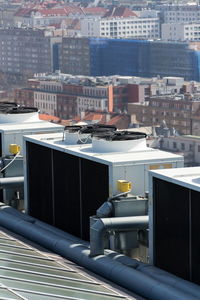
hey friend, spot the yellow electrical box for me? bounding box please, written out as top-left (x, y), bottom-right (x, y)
top-left (117, 180), bottom-right (132, 193)
top-left (9, 144), bottom-right (21, 155)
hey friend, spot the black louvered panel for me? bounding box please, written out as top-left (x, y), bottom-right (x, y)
top-left (191, 189), bottom-right (200, 284)
top-left (53, 150), bottom-right (81, 237)
top-left (26, 141), bottom-right (53, 225)
top-left (153, 178), bottom-right (190, 280)
top-left (80, 158), bottom-right (109, 240)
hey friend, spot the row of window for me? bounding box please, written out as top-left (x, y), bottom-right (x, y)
top-left (172, 142), bottom-right (200, 152)
top-left (101, 32), bottom-right (159, 37)
top-left (101, 20), bottom-right (158, 25)
top-left (78, 98), bottom-right (105, 108)
top-left (35, 93), bottom-right (56, 101)
top-left (35, 101), bottom-right (55, 110)
top-left (101, 25), bottom-right (158, 30)
top-left (40, 85), bottom-right (62, 92)
top-left (166, 12), bottom-right (200, 15)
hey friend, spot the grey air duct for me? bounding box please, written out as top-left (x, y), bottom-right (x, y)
top-left (90, 215), bottom-right (149, 257)
top-left (0, 205), bottom-right (200, 300)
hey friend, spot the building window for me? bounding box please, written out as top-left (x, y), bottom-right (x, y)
top-left (181, 143), bottom-right (185, 150)
top-left (198, 145), bottom-right (200, 152)
top-left (173, 142), bottom-right (177, 149)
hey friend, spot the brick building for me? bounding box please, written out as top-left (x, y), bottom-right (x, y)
top-left (14, 74), bottom-right (142, 119)
top-left (128, 94), bottom-right (200, 135)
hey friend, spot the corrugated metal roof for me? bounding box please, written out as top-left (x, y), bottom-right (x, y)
top-left (0, 229), bottom-right (138, 300)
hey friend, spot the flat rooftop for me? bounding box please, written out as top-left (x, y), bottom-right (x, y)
top-left (150, 166), bottom-right (200, 192)
top-left (24, 132), bottom-right (183, 165)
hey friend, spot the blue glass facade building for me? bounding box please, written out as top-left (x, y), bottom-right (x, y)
top-left (88, 38), bottom-right (200, 81)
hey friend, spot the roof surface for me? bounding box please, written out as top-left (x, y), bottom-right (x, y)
top-left (103, 6), bottom-right (137, 18)
top-left (0, 227), bottom-right (142, 300)
top-left (150, 166), bottom-right (200, 192)
top-left (24, 132), bottom-right (184, 164)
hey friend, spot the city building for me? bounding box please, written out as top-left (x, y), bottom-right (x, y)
top-left (158, 4), bottom-right (200, 24)
top-left (15, 73), bottom-right (200, 120)
top-left (14, 73), bottom-right (146, 118)
top-left (162, 22), bottom-right (200, 41)
top-left (154, 135), bottom-right (200, 167)
top-left (60, 37), bottom-right (90, 76)
top-left (60, 37), bottom-right (200, 81)
top-left (80, 15), bottom-right (160, 39)
top-left (13, 5), bottom-right (107, 28)
top-left (0, 28), bottom-right (61, 79)
top-left (128, 93), bottom-right (200, 135)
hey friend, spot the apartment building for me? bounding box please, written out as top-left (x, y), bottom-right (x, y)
top-left (13, 6), bottom-right (107, 29)
top-left (155, 135), bottom-right (200, 167)
top-left (128, 94), bottom-right (200, 135)
top-left (80, 16), bottom-right (160, 39)
top-left (77, 85), bottom-right (113, 115)
top-left (158, 4), bottom-right (200, 23)
top-left (15, 73), bottom-right (153, 119)
top-left (60, 37), bottom-right (90, 76)
top-left (162, 22), bottom-right (200, 41)
top-left (0, 28), bottom-right (61, 78)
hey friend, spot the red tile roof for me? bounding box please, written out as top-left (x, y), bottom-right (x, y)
top-left (103, 6), bottom-right (137, 18)
top-left (84, 7), bottom-right (107, 15)
top-left (15, 5), bottom-right (85, 17)
top-left (83, 112), bottom-right (105, 121)
top-left (37, 8), bottom-right (71, 16)
top-left (39, 113), bottom-right (60, 122)
top-left (14, 7), bottom-right (37, 17)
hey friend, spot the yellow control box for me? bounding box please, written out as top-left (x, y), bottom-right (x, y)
top-left (117, 180), bottom-right (132, 193)
top-left (9, 144), bottom-right (21, 155)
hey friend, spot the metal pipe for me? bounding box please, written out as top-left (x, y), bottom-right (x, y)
top-left (90, 215), bottom-right (148, 257)
top-left (0, 205), bottom-right (200, 300)
top-left (0, 176), bottom-right (24, 188)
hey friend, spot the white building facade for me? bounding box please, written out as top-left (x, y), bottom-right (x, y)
top-left (34, 91), bottom-right (57, 115)
top-left (77, 85), bottom-right (109, 114)
top-left (162, 22), bottom-right (200, 41)
top-left (81, 16), bottom-right (160, 39)
top-left (152, 135), bottom-right (200, 166)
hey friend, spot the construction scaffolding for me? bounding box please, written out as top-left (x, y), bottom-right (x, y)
top-left (88, 38), bottom-right (200, 81)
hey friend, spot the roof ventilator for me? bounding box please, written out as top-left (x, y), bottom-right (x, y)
top-left (63, 124), bottom-right (116, 145)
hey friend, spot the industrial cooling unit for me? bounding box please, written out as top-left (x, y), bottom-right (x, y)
top-left (149, 166), bottom-right (200, 285)
top-left (0, 103), bottom-right (64, 206)
top-left (24, 128), bottom-right (184, 240)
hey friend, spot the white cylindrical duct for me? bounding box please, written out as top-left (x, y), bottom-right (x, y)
top-left (91, 131), bottom-right (147, 153)
top-left (92, 137), bottom-right (147, 153)
top-left (0, 111), bottom-right (40, 123)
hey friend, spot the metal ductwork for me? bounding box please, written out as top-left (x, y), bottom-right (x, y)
top-left (0, 176), bottom-right (24, 188)
top-left (0, 205), bottom-right (200, 300)
top-left (90, 215), bottom-right (149, 257)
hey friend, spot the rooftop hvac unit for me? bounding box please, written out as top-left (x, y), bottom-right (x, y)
top-left (24, 130), bottom-right (184, 240)
top-left (149, 167), bottom-right (200, 285)
top-left (0, 103), bottom-right (64, 157)
top-left (0, 102), bottom-right (64, 206)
